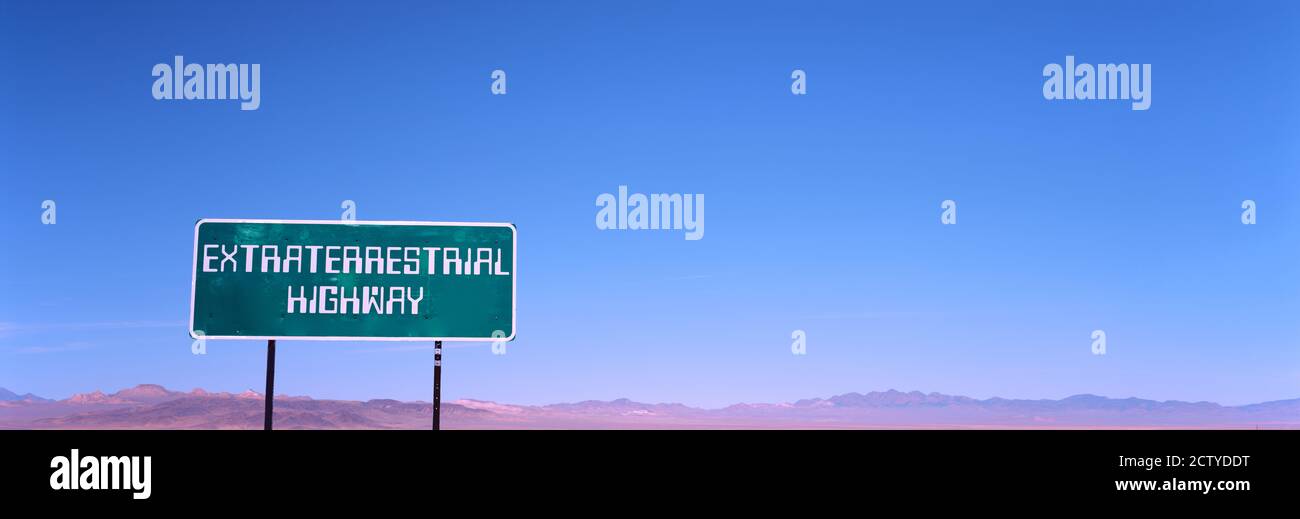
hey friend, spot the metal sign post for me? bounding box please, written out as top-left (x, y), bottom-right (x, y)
top-left (264, 340), bottom-right (276, 430)
top-left (433, 341), bottom-right (442, 431)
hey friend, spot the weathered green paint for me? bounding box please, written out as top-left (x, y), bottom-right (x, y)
top-left (189, 219), bottom-right (515, 341)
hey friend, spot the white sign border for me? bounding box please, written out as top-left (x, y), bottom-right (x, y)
top-left (189, 218), bottom-right (517, 343)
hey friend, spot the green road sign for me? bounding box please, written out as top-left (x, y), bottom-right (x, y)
top-left (189, 219), bottom-right (516, 342)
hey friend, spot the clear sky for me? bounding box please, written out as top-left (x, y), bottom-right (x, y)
top-left (2, 0), bottom-right (1298, 407)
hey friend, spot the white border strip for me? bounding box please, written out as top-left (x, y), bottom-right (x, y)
top-left (188, 218), bottom-right (517, 342)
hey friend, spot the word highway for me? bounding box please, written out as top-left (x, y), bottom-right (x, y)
top-left (199, 244), bottom-right (511, 316)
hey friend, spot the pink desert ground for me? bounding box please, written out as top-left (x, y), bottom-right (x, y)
top-left (1, 384), bottom-right (1297, 430)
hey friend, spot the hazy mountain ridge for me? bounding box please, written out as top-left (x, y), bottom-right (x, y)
top-left (0, 387), bottom-right (51, 404)
top-left (1, 385), bottom-right (1296, 429)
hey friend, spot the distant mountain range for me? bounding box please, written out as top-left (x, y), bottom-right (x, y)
top-left (0, 387), bottom-right (51, 404)
top-left (1, 384), bottom-right (1296, 429)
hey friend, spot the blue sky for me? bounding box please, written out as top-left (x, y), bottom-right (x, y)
top-left (2, 0), bottom-right (1298, 407)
